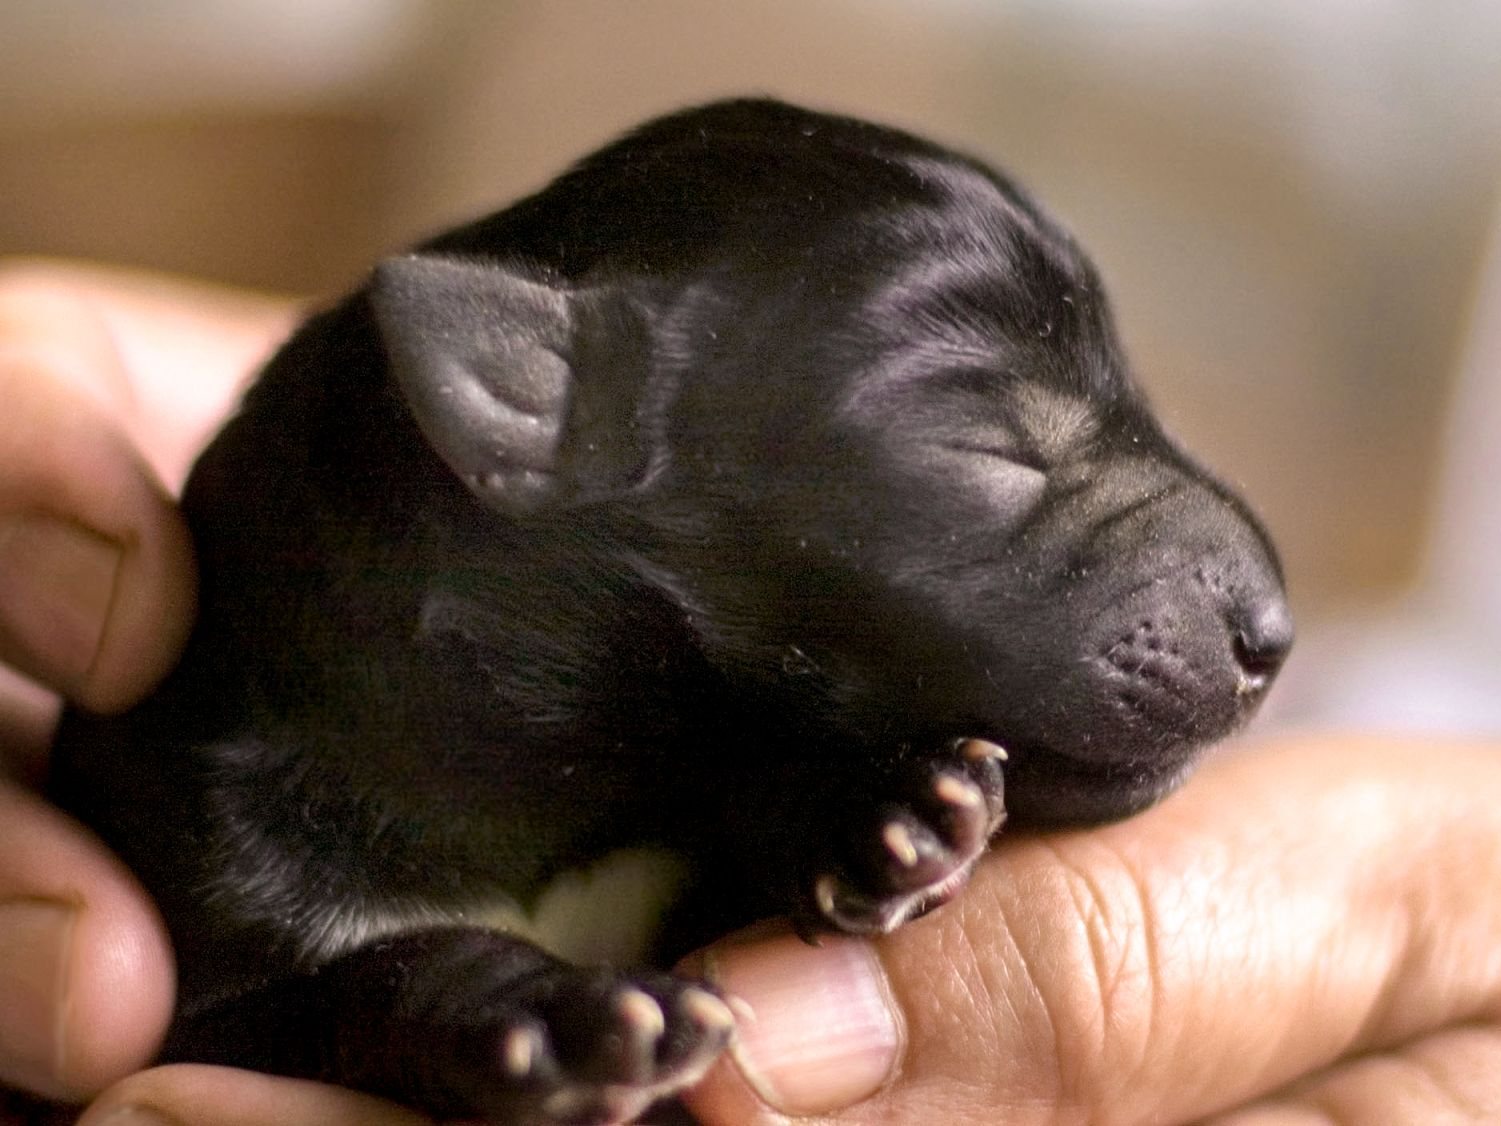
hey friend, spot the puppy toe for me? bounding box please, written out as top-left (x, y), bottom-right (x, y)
top-left (804, 738), bottom-right (1008, 936)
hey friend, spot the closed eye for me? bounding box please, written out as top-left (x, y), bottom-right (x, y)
top-left (924, 369), bottom-right (1097, 470)
top-left (942, 437), bottom-right (1046, 474)
top-left (930, 440), bottom-right (1048, 522)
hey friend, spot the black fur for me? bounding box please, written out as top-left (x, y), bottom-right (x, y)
top-left (51, 100), bottom-right (1291, 1124)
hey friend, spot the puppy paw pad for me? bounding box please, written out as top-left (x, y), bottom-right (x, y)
top-left (882, 820), bottom-right (921, 868)
top-left (958, 736), bottom-right (1009, 764)
top-left (680, 987), bottom-right (736, 1036)
top-left (615, 987), bottom-right (666, 1042)
top-left (809, 736), bottom-right (1008, 936)
top-left (484, 974), bottom-right (735, 1124)
top-left (501, 1025), bottom-right (545, 1078)
top-left (934, 772), bottom-right (984, 809)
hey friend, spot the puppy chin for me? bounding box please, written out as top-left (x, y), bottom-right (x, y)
top-left (999, 744), bottom-right (1199, 828)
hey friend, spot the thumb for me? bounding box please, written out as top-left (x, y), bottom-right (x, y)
top-left (0, 781), bottom-right (175, 1100)
top-left (685, 736), bottom-right (1501, 1124)
top-left (0, 351), bottom-right (194, 714)
top-left (0, 262), bottom-right (297, 720)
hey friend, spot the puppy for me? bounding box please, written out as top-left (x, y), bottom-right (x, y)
top-left (52, 99), bottom-right (1291, 1124)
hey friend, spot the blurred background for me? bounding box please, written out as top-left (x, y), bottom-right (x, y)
top-left (1, 0), bottom-right (1498, 731)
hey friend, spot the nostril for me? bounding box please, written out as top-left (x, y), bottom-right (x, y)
top-left (1231, 599), bottom-right (1294, 681)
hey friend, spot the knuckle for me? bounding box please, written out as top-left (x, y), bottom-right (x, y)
top-left (953, 838), bottom-right (1170, 1109)
top-left (1042, 839), bottom-right (1162, 1089)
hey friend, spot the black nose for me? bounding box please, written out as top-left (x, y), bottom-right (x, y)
top-left (1230, 597), bottom-right (1294, 682)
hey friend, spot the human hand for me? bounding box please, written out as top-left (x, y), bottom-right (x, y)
top-left (682, 733), bottom-right (1501, 1124)
top-left (0, 263), bottom-right (417, 1124)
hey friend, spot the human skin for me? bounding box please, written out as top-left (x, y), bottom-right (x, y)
top-left (1, 262), bottom-right (1497, 1125)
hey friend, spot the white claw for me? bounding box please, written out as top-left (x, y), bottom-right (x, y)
top-left (726, 994), bottom-right (758, 1026)
top-left (617, 988), bottom-right (666, 1041)
top-left (959, 737), bottom-right (1008, 762)
top-left (935, 773), bottom-right (984, 808)
top-left (502, 1026), bottom-right (541, 1078)
top-left (681, 988), bottom-right (736, 1033)
top-left (815, 874), bottom-right (839, 917)
top-left (882, 821), bottom-right (920, 867)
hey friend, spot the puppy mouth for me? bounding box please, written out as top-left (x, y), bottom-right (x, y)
top-left (997, 738), bottom-right (1200, 827)
top-left (955, 628), bottom-right (1268, 827)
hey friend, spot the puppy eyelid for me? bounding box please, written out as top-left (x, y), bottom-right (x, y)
top-left (952, 450), bottom-right (1049, 519)
top-left (944, 436), bottom-right (1046, 473)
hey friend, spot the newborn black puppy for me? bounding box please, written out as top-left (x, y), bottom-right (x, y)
top-left (53, 99), bottom-right (1291, 1124)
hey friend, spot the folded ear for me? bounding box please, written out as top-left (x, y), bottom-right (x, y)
top-left (369, 253), bottom-right (654, 516)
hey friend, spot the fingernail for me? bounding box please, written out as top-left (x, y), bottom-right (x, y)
top-left (0, 899), bottom-right (78, 1094)
top-left (706, 934), bottom-right (903, 1116)
top-left (94, 1106), bottom-right (180, 1126)
top-left (0, 514), bottom-right (122, 691)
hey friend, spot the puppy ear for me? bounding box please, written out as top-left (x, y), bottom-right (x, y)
top-left (369, 253), bottom-right (654, 515)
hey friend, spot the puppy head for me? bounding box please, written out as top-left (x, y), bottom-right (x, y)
top-left (371, 100), bottom-right (1291, 827)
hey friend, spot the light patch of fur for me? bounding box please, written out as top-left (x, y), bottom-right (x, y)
top-left (462, 848), bottom-right (690, 965)
top-left (308, 848), bottom-right (689, 967)
top-left (1014, 382), bottom-right (1099, 460)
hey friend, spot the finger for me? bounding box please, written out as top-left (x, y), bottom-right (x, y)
top-left (685, 736), bottom-right (1501, 1125)
top-left (0, 663), bottom-right (59, 782)
top-left (1205, 1023), bottom-right (1501, 1125)
top-left (75, 1064), bottom-right (430, 1126)
top-left (0, 358), bottom-right (195, 713)
top-left (0, 782), bottom-right (174, 1102)
top-left (0, 259), bottom-right (299, 491)
top-left (0, 262), bottom-right (295, 757)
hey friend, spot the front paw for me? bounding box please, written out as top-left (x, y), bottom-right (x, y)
top-left (479, 969), bottom-right (736, 1125)
top-left (167, 927), bottom-right (736, 1126)
top-left (801, 738), bottom-right (1007, 937)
